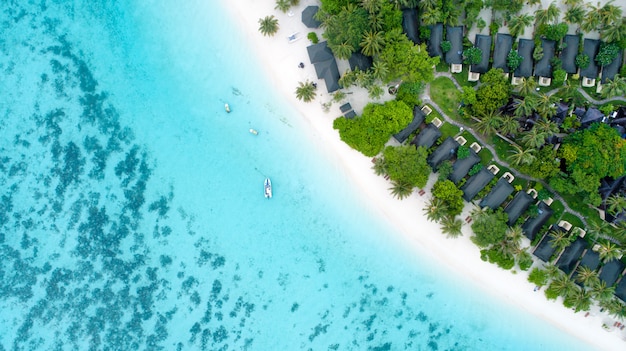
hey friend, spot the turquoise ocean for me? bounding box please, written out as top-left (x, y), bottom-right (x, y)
top-left (0, 1), bottom-right (599, 350)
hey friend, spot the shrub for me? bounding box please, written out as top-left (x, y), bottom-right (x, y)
top-left (419, 26), bottom-right (431, 41)
top-left (396, 81), bottom-right (424, 107)
top-left (482, 248), bottom-right (515, 270)
top-left (596, 42), bottom-right (620, 67)
top-left (552, 69), bottom-right (566, 86)
top-left (528, 267), bottom-right (548, 286)
top-left (575, 53), bottom-right (589, 69)
top-left (468, 163), bottom-right (483, 176)
top-left (600, 104), bottom-right (615, 115)
top-left (307, 32), bottom-right (319, 44)
top-left (441, 40), bottom-right (452, 53)
top-left (507, 50), bottom-right (523, 71)
top-left (463, 47), bottom-right (483, 65)
top-left (457, 145), bottom-right (470, 159)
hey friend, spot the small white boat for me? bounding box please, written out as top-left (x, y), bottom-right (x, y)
top-left (225, 103), bottom-right (231, 113)
top-left (264, 178), bottom-right (272, 199)
top-left (249, 128), bottom-right (258, 135)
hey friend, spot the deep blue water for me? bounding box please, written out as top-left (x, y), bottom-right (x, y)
top-left (0, 1), bottom-right (600, 350)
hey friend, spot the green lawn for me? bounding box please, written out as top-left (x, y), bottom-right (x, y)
top-left (436, 60), bottom-right (450, 72)
top-left (560, 212), bottom-right (585, 230)
top-left (440, 122), bottom-right (460, 139)
top-left (451, 66), bottom-right (478, 88)
top-left (424, 105), bottom-right (441, 123)
top-left (548, 199), bottom-right (565, 225)
top-left (560, 192), bottom-right (603, 224)
top-left (429, 76), bottom-right (462, 121)
top-left (491, 135), bottom-right (517, 162)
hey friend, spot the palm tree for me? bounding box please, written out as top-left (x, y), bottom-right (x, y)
top-left (361, 0), bottom-right (382, 13)
top-left (331, 42), bottom-right (355, 60)
top-left (514, 95), bottom-right (538, 118)
top-left (527, 0), bottom-right (542, 6)
top-left (550, 273), bottom-right (577, 298)
top-left (534, 117), bottom-right (559, 137)
top-left (419, 0), bottom-right (437, 12)
top-left (371, 61), bottom-right (389, 82)
top-left (549, 229), bottom-right (570, 253)
top-left (372, 157), bottom-right (387, 176)
top-left (575, 265), bottom-right (600, 288)
top-left (563, 0), bottom-right (582, 6)
top-left (582, 2), bottom-right (602, 33)
top-left (535, 2), bottom-right (560, 27)
top-left (545, 263), bottom-right (563, 280)
top-left (369, 12), bottom-right (385, 31)
top-left (508, 14), bottom-right (534, 38)
top-left (601, 75), bottom-right (626, 99)
top-left (586, 220), bottom-right (612, 242)
top-left (564, 5), bottom-right (586, 27)
top-left (275, 0), bottom-right (290, 13)
top-left (521, 128), bottom-right (547, 149)
top-left (597, 240), bottom-right (622, 263)
top-left (424, 197), bottom-right (449, 222)
top-left (605, 194), bottom-right (626, 215)
top-left (258, 16), bottom-right (279, 37)
top-left (535, 94), bottom-right (558, 118)
top-left (602, 18), bottom-right (626, 44)
top-left (474, 110), bottom-right (503, 136)
top-left (590, 280), bottom-right (616, 303)
top-left (420, 9), bottom-right (442, 26)
top-left (598, 1), bottom-right (622, 28)
top-left (470, 205), bottom-right (489, 221)
top-left (515, 77), bottom-right (538, 97)
top-left (389, 179), bottom-right (413, 199)
top-left (295, 81), bottom-right (317, 102)
top-left (508, 146), bottom-right (536, 166)
top-left (565, 288), bottom-right (592, 312)
top-left (440, 215), bottom-right (464, 238)
top-left (360, 31), bottom-right (385, 57)
top-left (498, 116), bottom-right (521, 137)
top-left (600, 298), bottom-right (626, 321)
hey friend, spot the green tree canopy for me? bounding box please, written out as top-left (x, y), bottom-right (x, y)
top-left (321, 4), bottom-right (370, 57)
top-left (382, 145), bottom-right (431, 188)
top-left (470, 209), bottom-right (509, 248)
top-left (378, 31), bottom-right (439, 83)
top-left (333, 100), bottom-right (413, 156)
top-left (473, 68), bottom-right (511, 115)
top-left (463, 47), bottom-right (483, 65)
top-left (432, 179), bottom-right (465, 216)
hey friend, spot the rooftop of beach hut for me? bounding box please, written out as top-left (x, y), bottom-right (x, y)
top-left (493, 34), bottom-right (513, 73)
top-left (428, 23), bottom-right (444, 59)
top-left (522, 201), bottom-right (553, 241)
top-left (615, 276), bottom-right (626, 302)
top-left (427, 137), bottom-right (460, 170)
top-left (601, 49), bottom-right (623, 83)
top-left (533, 226), bottom-right (562, 262)
top-left (479, 178), bottom-right (515, 209)
top-left (449, 150), bottom-right (480, 184)
top-left (534, 39), bottom-right (555, 78)
top-left (515, 39), bottom-right (535, 78)
top-left (348, 52), bottom-right (373, 72)
top-left (307, 41), bottom-right (334, 64)
top-left (445, 26), bottom-right (463, 65)
top-left (580, 107), bottom-right (605, 127)
top-left (461, 168), bottom-right (495, 202)
top-left (599, 260), bottom-right (625, 287)
top-left (301, 5), bottom-right (321, 28)
top-left (393, 107), bottom-right (426, 143)
top-left (339, 103), bottom-right (352, 113)
top-left (402, 8), bottom-right (419, 44)
top-left (579, 248), bottom-right (601, 271)
top-left (556, 237), bottom-right (587, 275)
top-left (560, 35), bottom-right (580, 74)
top-left (411, 123), bottom-right (442, 149)
top-left (471, 34), bottom-right (492, 74)
top-left (313, 58), bottom-right (341, 93)
top-left (504, 191), bottom-right (534, 226)
top-left (581, 38), bottom-right (600, 79)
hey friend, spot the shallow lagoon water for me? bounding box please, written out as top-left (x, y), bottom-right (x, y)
top-left (0, 1), bottom-right (598, 350)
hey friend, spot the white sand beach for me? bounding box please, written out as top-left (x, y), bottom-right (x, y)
top-left (223, 1), bottom-right (625, 349)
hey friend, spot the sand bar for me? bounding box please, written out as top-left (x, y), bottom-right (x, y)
top-left (222, 1), bottom-right (625, 349)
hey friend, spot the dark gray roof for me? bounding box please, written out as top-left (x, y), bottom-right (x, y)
top-left (581, 39), bottom-right (600, 79)
top-left (533, 226), bottom-right (561, 262)
top-left (534, 39), bottom-right (556, 78)
top-left (493, 34), bottom-right (513, 72)
top-left (461, 168), bottom-right (495, 201)
top-left (411, 123), bottom-right (442, 148)
top-left (402, 8), bottom-right (419, 44)
top-left (344, 110), bottom-right (356, 119)
top-left (479, 178), bottom-right (514, 209)
top-left (393, 107), bottom-right (425, 143)
top-left (301, 6), bottom-right (321, 28)
top-left (615, 275), bottom-right (626, 302)
top-left (349, 52), bottom-right (373, 72)
top-left (313, 59), bottom-right (341, 92)
top-left (515, 39), bottom-right (535, 78)
top-left (579, 249), bottom-right (601, 271)
top-left (427, 137), bottom-right (459, 170)
top-left (471, 34), bottom-right (492, 73)
top-left (601, 49), bottom-right (623, 83)
top-left (449, 150), bottom-right (480, 184)
top-left (428, 23), bottom-right (444, 58)
top-left (556, 237), bottom-right (587, 275)
top-left (307, 42), bottom-right (334, 64)
top-left (504, 191), bottom-right (533, 226)
top-left (522, 201), bottom-right (553, 241)
top-left (581, 107), bottom-right (604, 126)
top-left (599, 260), bottom-right (625, 287)
top-left (560, 35), bottom-right (580, 74)
top-left (445, 26), bottom-right (463, 64)
top-left (339, 103), bottom-right (352, 113)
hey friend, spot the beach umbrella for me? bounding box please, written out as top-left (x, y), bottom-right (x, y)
top-left (301, 6), bottom-right (321, 29)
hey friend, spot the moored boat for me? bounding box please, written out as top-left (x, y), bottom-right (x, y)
top-left (249, 128), bottom-right (258, 135)
top-left (264, 178), bottom-right (272, 199)
top-left (225, 103), bottom-right (231, 113)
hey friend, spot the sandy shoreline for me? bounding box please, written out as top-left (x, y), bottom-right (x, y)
top-left (222, 1), bottom-right (624, 349)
